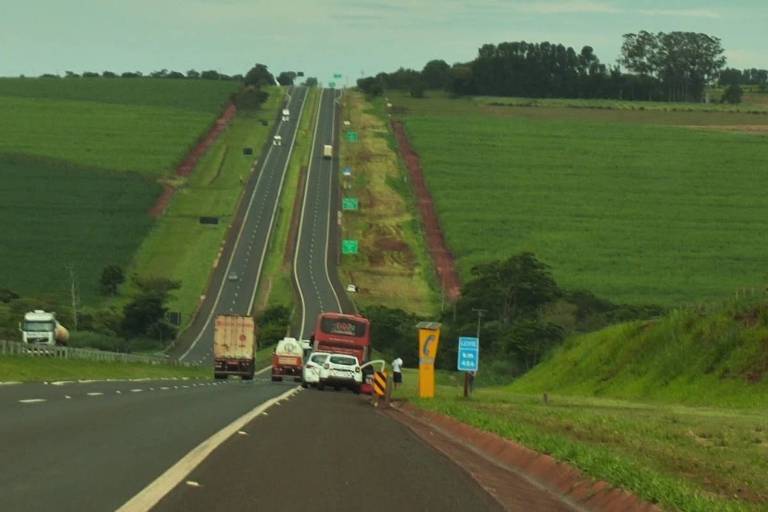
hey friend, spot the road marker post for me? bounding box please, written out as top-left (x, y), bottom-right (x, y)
top-left (416, 322), bottom-right (441, 399)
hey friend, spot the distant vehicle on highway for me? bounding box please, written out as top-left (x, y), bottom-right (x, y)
top-left (227, 271), bottom-right (239, 281)
top-left (322, 144), bottom-right (333, 159)
top-left (346, 284), bottom-right (358, 293)
top-left (281, 108), bottom-right (290, 121)
top-left (20, 310), bottom-right (69, 346)
top-left (318, 353), bottom-right (362, 393)
top-left (312, 312), bottom-right (370, 366)
top-left (271, 337), bottom-right (304, 382)
top-left (213, 315), bottom-right (256, 380)
top-left (301, 351), bottom-right (330, 388)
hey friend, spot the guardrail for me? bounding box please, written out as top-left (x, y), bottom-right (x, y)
top-left (0, 340), bottom-right (197, 367)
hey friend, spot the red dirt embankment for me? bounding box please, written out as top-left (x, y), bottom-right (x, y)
top-left (149, 104), bottom-right (237, 217)
top-left (391, 120), bottom-right (461, 301)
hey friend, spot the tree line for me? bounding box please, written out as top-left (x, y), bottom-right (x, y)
top-left (358, 31), bottom-right (750, 103)
top-left (364, 253), bottom-right (663, 381)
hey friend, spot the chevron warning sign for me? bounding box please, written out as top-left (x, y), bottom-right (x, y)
top-left (373, 370), bottom-right (387, 397)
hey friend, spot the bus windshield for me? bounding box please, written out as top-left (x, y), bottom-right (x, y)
top-left (320, 317), bottom-right (366, 337)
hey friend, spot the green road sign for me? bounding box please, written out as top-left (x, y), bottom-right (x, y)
top-left (334, 73), bottom-right (342, 79)
top-left (342, 240), bottom-right (359, 254)
top-left (345, 131), bottom-right (358, 142)
top-left (342, 197), bottom-right (359, 211)
top-left (329, 81), bottom-right (336, 88)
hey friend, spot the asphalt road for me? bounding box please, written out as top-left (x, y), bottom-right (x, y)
top-left (0, 376), bottom-right (294, 512)
top-left (293, 88), bottom-right (354, 339)
top-left (153, 390), bottom-right (503, 512)
top-left (175, 86), bottom-right (308, 365)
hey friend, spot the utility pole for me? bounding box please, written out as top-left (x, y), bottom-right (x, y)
top-left (68, 265), bottom-right (79, 331)
top-left (465, 308), bottom-right (486, 397)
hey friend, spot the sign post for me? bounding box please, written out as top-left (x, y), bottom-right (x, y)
top-left (416, 322), bottom-right (441, 398)
top-left (457, 337), bottom-right (479, 397)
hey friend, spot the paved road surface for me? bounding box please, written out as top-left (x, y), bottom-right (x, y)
top-left (293, 88), bottom-right (355, 339)
top-left (0, 376), bottom-right (294, 511)
top-left (153, 390), bottom-right (503, 512)
top-left (175, 86), bottom-right (308, 364)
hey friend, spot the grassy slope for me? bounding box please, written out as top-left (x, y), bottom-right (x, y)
top-left (127, 88), bottom-right (283, 326)
top-left (0, 356), bottom-right (208, 381)
top-left (338, 91), bottom-right (437, 315)
top-left (394, 297), bottom-right (768, 511)
top-left (391, 91), bottom-right (768, 305)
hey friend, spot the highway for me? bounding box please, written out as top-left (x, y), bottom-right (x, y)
top-left (175, 86), bottom-right (308, 364)
top-left (293, 88), bottom-right (354, 339)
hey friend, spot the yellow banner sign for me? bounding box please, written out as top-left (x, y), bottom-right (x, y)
top-left (418, 326), bottom-right (440, 398)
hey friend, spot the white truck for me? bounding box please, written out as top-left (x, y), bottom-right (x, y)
top-left (281, 108), bottom-right (290, 121)
top-left (322, 144), bottom-right (333, 159)
top-left (21, 310), bottom-right (69, 346)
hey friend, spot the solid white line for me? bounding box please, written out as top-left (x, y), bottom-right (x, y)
top-left (116, 386), bottom-right (301, 512)
top-left (86, 392), bottom-right (104, 397)
top-left (19, 399), bottom-right (46, 404)
top-left (0, 381), bottom-right (22, 386)
top-left (294, 88), bottom-right (325, 340)
top-left (323, 88), bottom-right (343, 313)
top-left (180, 114), bottom-right (287, 361)
top-left (247, 87), bottom-right (308, 314)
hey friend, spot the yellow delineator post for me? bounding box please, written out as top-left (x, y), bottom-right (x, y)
top-left (417, 321), bottom-right (441, 399)
top-left (373, 370), bottom-right (387, 397)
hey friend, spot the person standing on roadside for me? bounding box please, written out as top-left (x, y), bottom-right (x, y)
top-left (391, 356), bottom-right (403, 389)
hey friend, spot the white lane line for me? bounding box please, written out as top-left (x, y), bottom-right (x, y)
top-left (246, 87), bottom-right (308, 315)
top-left (87, 392), bottom-right (104, 397)
top-left (160, 387), bottom-right (170, 390)
top-left (130, 389), bottom-right (144, 393)
top-left (65, 395), bottom-right (72, 399)
top-left (294, 88), bottom-right (325, 339)
top-left (19, 399), bottom-right (46, 404)
top-left (0, 381), bottom-right (22, 386)
top-left (116, 386), bottom-right (301, 512)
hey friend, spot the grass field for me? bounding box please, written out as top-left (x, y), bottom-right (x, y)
top-left (0, 78), bottom-right (240, 306)
top-left (126, 89), bottom-right (283, 326)
top-left (0, 356), bottom-right (208, 382)
top-left (387, 91), bottom-right (768, 305)
top-left (338, 91), bottom-right (437, 315)
top-left (0, 155), bottom-right (159, 302)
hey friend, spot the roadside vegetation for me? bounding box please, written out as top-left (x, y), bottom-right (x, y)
top-left (338, 90), bottom-right (437, 315)
top-left (0, 356), bottom-right (208, 382)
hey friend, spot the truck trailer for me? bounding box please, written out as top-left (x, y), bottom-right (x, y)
top-left (213, 315), bottom-right (256, 380)
top-left (271, 337), bottom-right (304, 382)
top-left (322, 144), bottom-right (333, 159)
top-left (21, 310), bottom-right (69, 346)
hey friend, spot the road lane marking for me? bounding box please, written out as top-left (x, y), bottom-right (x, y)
top-left (0, 381), bottom-right (22, 386)
top-left (87, 392), bottom-right (104, 397)
top-left (19, 399), bottom-right (46, 404)
top-left (116, 386), bottom-right (301, 512)
top-left (130, 389), bottom-right (143, 393)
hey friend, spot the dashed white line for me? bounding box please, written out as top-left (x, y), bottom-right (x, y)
top-left (130, 389), bottom-right (144, 393)
top-left (19, 399), bottom-right (46, 404)
top-left (87, 392), bottom-right (104, 397)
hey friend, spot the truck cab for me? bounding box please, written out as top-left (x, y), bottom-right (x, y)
top-left (21, 310), bottom-right (68, 345)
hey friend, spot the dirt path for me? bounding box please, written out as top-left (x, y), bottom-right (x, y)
top-left (148, 104), bottom-right (237, 218)
top-left (391, 120), bottom-right (461, 301)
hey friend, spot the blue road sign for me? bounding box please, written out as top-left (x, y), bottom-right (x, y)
top-left (457, 337), bottom-right (479, 372)
top-left (342, 166), bottom-right (352, 176)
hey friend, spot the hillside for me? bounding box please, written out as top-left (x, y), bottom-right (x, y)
top-left (388, 91), bottom-right (768, 305)
top-left (510, 294), bottom-right (768, 407)
top-left (0, 78), bottom-right (239, 303)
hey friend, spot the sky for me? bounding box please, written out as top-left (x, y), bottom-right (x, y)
top-left (1, 0), bottom-right (766, 82)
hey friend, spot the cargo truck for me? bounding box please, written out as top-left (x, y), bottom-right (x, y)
top-left (20, 310), bottom-right (69, 346)
top-left (213, 315), bottom-right (256, 380)
top-left (271, 337), bottom-right (304, 382)
top-left (322, 144), bottom-right (333, 159)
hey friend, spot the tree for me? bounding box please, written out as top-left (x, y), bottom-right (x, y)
top-left (721, 84), bottom-right (743, 104)
top-left (100, 265), bottom-right (125, 296)
top-left (102, 71), bottom-right (117, 78)
top-left (233, 86), bottom-right (269, 110)
top-left (357, 76), bottom-right (383, 96)
top-left (409, 79), bottom-right (426, 98)
top-left (120, 277), bottom-right (180, 339)
top-left (276, 71), bottom-right (297, 86)
top-left (150, 69), bottom-right (168, 78)
top-left (82, 72), bottom-right (99, 78)
top-left (244, 64), bottom-right (274, 87)
top-left (200, 70), bottom-right (220, 80)
top-left (421, 59), bottom-right (451, 89)
top-left (64, 71), bottom-right (79, 78)
top-left (186, 69), bottom-right (200, 79)
top-left (121, 71), bottom-right (142, 78)
top-left (166, 70), bottom-right (185, 79)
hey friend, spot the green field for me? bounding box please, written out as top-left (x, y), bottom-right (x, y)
top-left (0, 356), bottom-right (208, 381)
top-left (0, 78), bottom-right (240, 305)
top-left (0, 155), bottom-right (158, 301)
top-left (127, 88), bottom-right (283, 326)
top-left (395, 295), bottom-right (768, 511)
top-left (390, 91), bottom-right (768, 305)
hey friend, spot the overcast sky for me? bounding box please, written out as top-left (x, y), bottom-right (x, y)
top-left (1, 0), bottom-right (765, 82)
